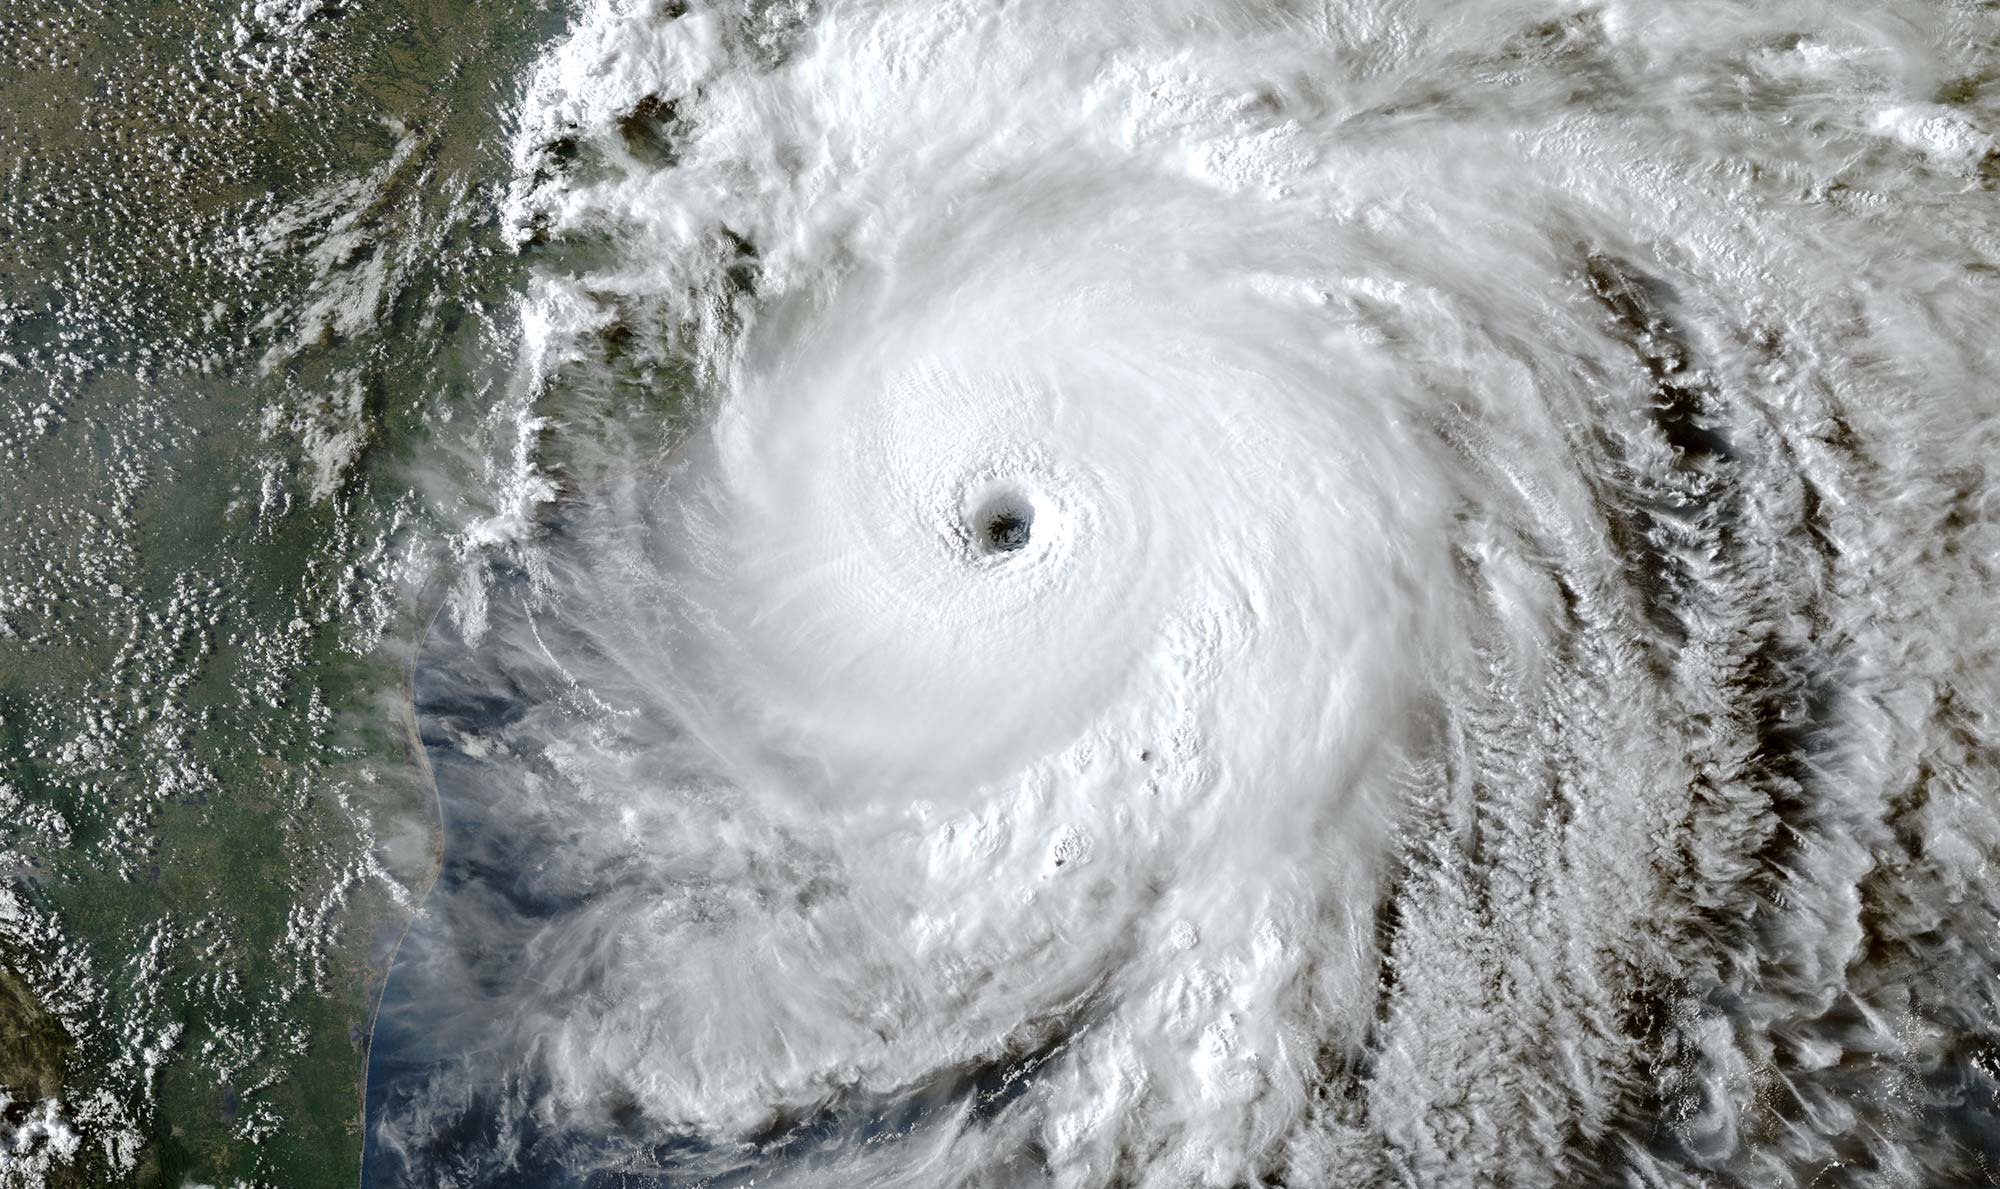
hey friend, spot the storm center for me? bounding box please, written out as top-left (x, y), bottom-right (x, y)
top-left (971, 488), bottom-right (1034, 555)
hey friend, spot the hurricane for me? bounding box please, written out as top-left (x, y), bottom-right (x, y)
top-left (359, 1), bottom-right (2000, 1185)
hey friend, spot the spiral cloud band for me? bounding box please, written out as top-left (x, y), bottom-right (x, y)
top-left (362, 1), bottom-right (2000, 1185)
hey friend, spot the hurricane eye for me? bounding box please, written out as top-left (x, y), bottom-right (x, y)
top-left (970, 488), bottom-right (1034, 556)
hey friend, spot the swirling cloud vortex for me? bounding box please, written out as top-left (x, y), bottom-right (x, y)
top-left (370, 0), bottom-right (2000, 1185)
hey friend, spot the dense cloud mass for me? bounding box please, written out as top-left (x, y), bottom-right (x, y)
top-left (363, 1), bottom-right (2000, 1185)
